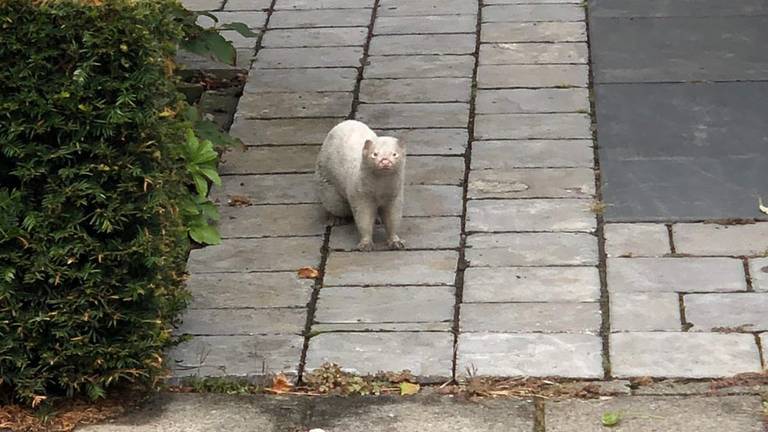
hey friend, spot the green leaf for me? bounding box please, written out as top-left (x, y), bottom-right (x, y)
top-left (399, 382), bottom-right (420, 396)
top-left (195, 119), bottom-right (242, 149)
top-left (198, 167), bottom-right (221, 186)
top-left (86, 383), bottom-right (106, 400)
top-left (192, 175), bottom-right (209, 197)
top-left (182, 106), bottom-right (201, 122)
top-left (182, 30), bottom-right (236, 65)
top-left (189, 224), bottom-right (221, 245)
top-left (195, 11), bottom-right (219, 23)
top-left (601, 412), bottom-right (621, 427)
top-left (220, 22), bottom-right (258, 38)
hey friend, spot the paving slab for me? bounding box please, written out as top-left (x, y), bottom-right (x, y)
top-left (589, 0), bottom-right (768, 18)
top-left (546, 395), bottom-right (766, 432)
top-left (468, 168), bottom-right (594, 199)
top-left (482, 4), bottom-right (584, 22)
top-left (169, 335), bottom-right (304, 378)
top-left (607, 257), bottom-right (747, 293)
top-left (219, 146), bottom-right (319, 174)
top-left (196, 11), bottom-right (266, 28)
top-left (463, 266), bottom-right (600, 302)
top-left (378, 0), bottom-right (477, 17)
top-left (610, 292), bottom-right (681, 332)
top-left (181, 0), bottom-right (223, 11)
top-left (369, 34), bottom-right (476, 55)
top-left (177, 308), bottom-right (306, 335)
top-left (684, 293), bottom-right (768, 332)
top-left (211, 174), bottom-right (317, 204)
top-left (475, 113), bottom-right (591, 140)
top-left (222, 0), bottom-right (271, 10)
top-left (610, 332), bottom-right (762, 378)
top-left (749, 257), bottom-right (768, 291)
top-left (314, 285), bottom-right (455, 327)
top-left (461, 302), bottom-right (601, 333)
top-left (366, 55), bottom-right (475, 79)
top-left (244, 67), bottom-right (358, 93)
top-left (488, 0), bottom-right (583, 3)
top-left (595, 83), bottom-right (768, 221)
top-left (457, 333), bottom-right (603, 378)
top-left (480, 42), bottom-right (588, 64)
top-left (378, 128), bottom-right (468, 155)
top-left (360, 78), bottom-right (472, 103)
top-left (476, 88), bottom-right (589, 114)
top-left (604, 223), bottom-right (671, 258)
top-left (230, 117), bottom-right (342, 145)
top-left (216, 203), bottom-right (325, 238)
top-left (187, 271), bottom-right (313, 309)
top-left (374, 15), bottom-right (477, 35)
top-left (312, 322), bottom-right (452, 332)
top-left (276, 0), bottom-right (374, 9)
top-left (79, 394), bottom-right (308, 432)
top-left (305, 332), bottom-right (454, 378)
top-left (261, 27), bottom-right (368, 47)
top-left (324, 250), bottom-right (458, 286)
top-left (404, 185), bottom-right (464, 216)
top-left (471, 140), bottom-right (593, 168)
top-left (478, 64), bottom-right (589, 88)
top-left (590, 17), bottom-right (768, 82)
top-left (310, 396), bottom-right (534, 432)
top-left (236, 92), bottom-right (352, 119)
top-left (466, 232), bottom-right (599, 266)
top-left (329, 216), bottom-right (461, 251)
top-left (467, 199), bottom-right (596, 232)
top-left (482, 22), bottom-right (586, 42)
top-left (269, 9), bottom-right (372, 28)
top-left (187, 237), bottom-right (322, 272)
top-left (673, 223), bottom-right (768, 256)
top-left (358, 103), bottom-right (469, 129)
top-left (253, 47), bottom-right (364, 68)
top-left (407, 156), bottom-right (465, 185)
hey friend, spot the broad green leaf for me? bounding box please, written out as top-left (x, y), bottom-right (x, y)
top-left (199, 200), bottom-right (220, 221)
top-left (202, 31), bottom-right (236, 65)
top-left (199, 167), bottom-right (221, 186)
top-left (195, 119), bottom-right (242, 149)
top-left (192, 175), bottom-right (208, 197)
top-left (399, 382), bottom-right (420, 396)
top-left (190, 224), bottom-right (221, 245)
top-left (601, 412), bottom-right (621, 427)
top-left (196, 11), bottom-right (219, 23)
top-left (220, 22), bottom-right (258, 38)
top-left (182, 106), bottom-right (201, 122)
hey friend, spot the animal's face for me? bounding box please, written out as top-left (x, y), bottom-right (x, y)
top-left (362, 137), bottom-right (405, 173)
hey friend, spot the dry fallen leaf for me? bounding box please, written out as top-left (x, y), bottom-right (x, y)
top-left (265, 373), bottom-right (294, 394)
top-left (399, 382), bottom-right (420, 396)
top-left (298, 267), bottom-right (320, 279)
top-left (227, 195), bottom-right (252, 207)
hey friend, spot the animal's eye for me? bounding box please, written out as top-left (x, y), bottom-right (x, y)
top-left (372, 152), bottom-right (378, 157)
top-left (392, 153), bottom-right (398, 157)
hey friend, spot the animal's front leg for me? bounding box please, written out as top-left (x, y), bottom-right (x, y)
top-left (382, 197), bottom-right (405, 250)
top-left (351, 199), bottom-right (376, 251)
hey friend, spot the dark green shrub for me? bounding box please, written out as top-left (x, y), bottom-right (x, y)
top-left (0, 0), bottom-right (198, 402)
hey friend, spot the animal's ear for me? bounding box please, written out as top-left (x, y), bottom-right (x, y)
top-left (363, 139), bottom-right (374, 154)
top-left (395, 138), bottom-right (405, 150)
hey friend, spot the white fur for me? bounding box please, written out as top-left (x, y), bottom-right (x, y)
top-left (315, 120), bottom-right (406, 251)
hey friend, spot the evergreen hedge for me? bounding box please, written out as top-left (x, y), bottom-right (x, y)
top-left (0, 0), bottom-right (196, 402)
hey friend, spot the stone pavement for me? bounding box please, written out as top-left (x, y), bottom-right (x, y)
top-left (80, 391), bottom-right (768, 432)
top-left (170, 0), bottom-right (768, 386)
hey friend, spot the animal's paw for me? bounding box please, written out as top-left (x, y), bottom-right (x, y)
top-left (387, 238), bottom-right (406, 250)
top-left (356, 240), bottom-right (374, 252)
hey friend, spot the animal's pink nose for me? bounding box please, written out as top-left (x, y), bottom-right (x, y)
top-left (378, 159), bottom-right (393, 169)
